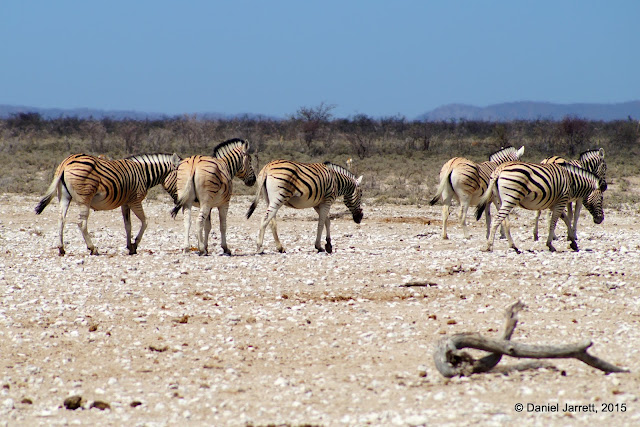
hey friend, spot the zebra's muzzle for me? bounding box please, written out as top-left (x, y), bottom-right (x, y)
top-left (353, 210), bottom-right (363, 224)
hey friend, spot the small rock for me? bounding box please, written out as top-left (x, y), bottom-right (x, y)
top-left (64, 395), bottom-right (84, 410)
top-left (130, 400), bottom-right (142, 408)
top-left (90, 400), bottom-right (111, 410)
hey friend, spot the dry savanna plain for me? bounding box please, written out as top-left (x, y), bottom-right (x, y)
top-left (1, 190), bottom-right (639, 426)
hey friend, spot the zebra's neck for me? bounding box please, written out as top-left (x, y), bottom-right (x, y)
top-left (127, 154), bottom-right (176, 189)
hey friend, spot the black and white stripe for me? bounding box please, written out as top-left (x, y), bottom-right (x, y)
top-left (476, 162), bottom-right (605, 252)
top-left (429, 146), bottom-right (524, 239)
top-left (170, 138), bottom-right (256, 255)
top-left (35, 152), bottom-right (181, 255)
top-left (246, 160), bottom-right (363, 253)
top-left (533, 148), bottom-right (607, 241)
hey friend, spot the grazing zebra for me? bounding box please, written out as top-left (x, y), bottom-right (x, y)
top-left (533, 148), bottom-right (607, 241)
top-left (429, 146), bottom-right (525, 239)
top-left (35, 152), bottom-right (181, 255)
top-left (170, 138), bottom-right (256, 255)
top-left (246, 160), bottom-right (363, 254)
top-left (475, 162), bottom-right (605, 253)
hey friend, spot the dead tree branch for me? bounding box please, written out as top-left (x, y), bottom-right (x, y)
top-left (433, 301), bottom-right (629, 377)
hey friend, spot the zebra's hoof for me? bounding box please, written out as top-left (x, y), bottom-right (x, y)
top-left (325, 243), bottom-right (333, 254)
top-left (222, 249), bottom-right (231, 256)
top-left (90, 248), bottom-right (99, 255)
top-left (569, 241), bottom-right (579, 251)
top-left (58, 247), bottom-right (66, 256)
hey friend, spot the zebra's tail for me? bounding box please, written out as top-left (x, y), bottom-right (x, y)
top-left (475, 177), bottom-right (497, 221)
top-left (429, 167), bottom-right (453, 206)
top-left (170, 171), bottom-right (195, 219)
top-left (35, 169), bottom-right (63, 215)
top-left (246, 169), bottom-right (267, 219)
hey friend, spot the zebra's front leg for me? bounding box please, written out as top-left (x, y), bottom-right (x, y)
top-left (570, 201), bottom-right (582, 242)
top-left (78, 204), bottom-right (98, 255)
top-left (128, 203), bottom-right (147, 255)
top-left (57, 193), bottom-right (72, 256)
top-left (547, 204), bottom-right (567, 252)
top-left (314, 205), bottom-right (332, 253)
top-left (218, 204), bottom-right (231, 255)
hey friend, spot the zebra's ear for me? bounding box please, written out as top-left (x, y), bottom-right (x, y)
top-left (171, 153), bottom-right (181, 168)
top-left (599, 148), bottom-right (605, 159)
top-left (356, 175), bottom-right (363, 186)
top-left (516, 146), bottom-right (525, 158)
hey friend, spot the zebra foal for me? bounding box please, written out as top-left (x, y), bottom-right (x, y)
top-left (475, 162), bottom-right (605, 253)
top-left (35, 152), bottom-right (181, 255)
top-left (429, 146), bottom-right (524, 239)
top-left (170, 138), bottom-right (256, 255)
top-left (246, 160), bottom-right (363, 254)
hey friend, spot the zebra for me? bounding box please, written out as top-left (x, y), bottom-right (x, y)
top-left (246, 160), bottom-right (363, 254)
top-left (475, 162), bottom-right (605, 253)
top-left (170, 138), bottom-right (256, 255)
top-left (533, 148), bottom-right (607, 241)
top-left (429, 146), bottom-right (525, 239)
top-left (34, 152), bottom-right (181, 255)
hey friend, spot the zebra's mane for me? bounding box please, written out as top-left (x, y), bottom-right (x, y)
top-left (579, 148), bottom-right (605, 162)
top-left (324, 161), bottom-right (357, 180)
top-left (213, 138), bottom-right (248, 158)
top-left (489, 146), bottom-right (517, 163)
top-left (562, 163), bottom-right (600, 186)
top-left (125, 153), bottom-right (180, 163)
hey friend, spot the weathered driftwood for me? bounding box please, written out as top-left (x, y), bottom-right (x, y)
top-left (433, 301), bottom-right (629, 377)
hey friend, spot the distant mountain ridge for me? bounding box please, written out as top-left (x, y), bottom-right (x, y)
top-left (418, 101), bottom-right (640, 121)
top-left (0, 105), bottom-right (269, 121)
top-left (2, 101), bottom-right (639, 122)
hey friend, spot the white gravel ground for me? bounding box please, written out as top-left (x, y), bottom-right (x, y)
top-left (1, 192), bottom-right (639, 426)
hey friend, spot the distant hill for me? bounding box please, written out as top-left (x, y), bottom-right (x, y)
top-left (417, 101), bottom-right (640, 122)
top-left (0, 105), bottom-right (271, 121)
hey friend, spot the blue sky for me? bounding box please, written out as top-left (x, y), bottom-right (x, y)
top-left (1, 1), bottom-right (638, 119)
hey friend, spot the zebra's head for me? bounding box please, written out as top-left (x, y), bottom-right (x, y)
top-left (347, 175), bottom-right (364, 224)
top-left (583, 178), bottom-right (606, 225)
top-left (213, 138), bottom-right (256, 187)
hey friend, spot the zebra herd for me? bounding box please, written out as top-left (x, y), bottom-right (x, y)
top-left (34, 138), bottom-right (606, 256)
top-left (431, 146), bottom-right (606, 253)
top-left (34, 138), bottom-right (363, 256)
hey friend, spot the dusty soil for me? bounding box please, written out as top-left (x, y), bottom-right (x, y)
top-left (1, 192), bottom-right (639, 426)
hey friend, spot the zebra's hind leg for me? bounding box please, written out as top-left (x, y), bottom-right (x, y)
top-left (218, 205), bottom-right (231, 255)
top-left (57, 194), bottom-right (72, 256)
top-left (269, 217), bottom-right (285, 253)
top-left (441, 204), bottom-right (450, 240)
top-left (314, 205), bottom-right (332, 253)
top-left (533, 211), bottom-right (541, 241)
top-left (127, 203), bottom-right (147, 255)
top-left (459, 203), bottom-right (472, 239)
top-left (182, 205), bottom-right (193, 253)
top-left (257, 202), bottom-right (284, 253)
top-left (78, 204), bottom-right (98, 255)
top-left (196, 207), bottom-right (212, 255)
